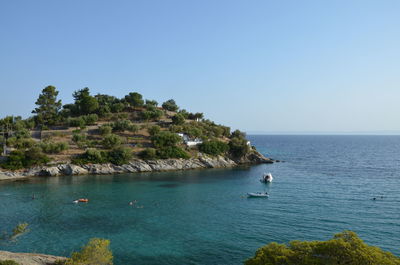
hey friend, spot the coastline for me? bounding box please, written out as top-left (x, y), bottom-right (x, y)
top-left (0, 151), bottom-right (273, 181)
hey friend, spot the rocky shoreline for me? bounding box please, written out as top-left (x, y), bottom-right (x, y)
top-left (0, 250), bottom-right (66, 265)
top-left (0, 151), bottom-right (273, 181)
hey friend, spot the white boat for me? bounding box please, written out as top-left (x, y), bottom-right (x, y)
top-left (260, 173), bottom-right (273, 183)
top-left (247, 192), bottom-right (269, 198)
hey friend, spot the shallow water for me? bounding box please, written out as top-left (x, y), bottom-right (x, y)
top-left (0, 135), bottom-right (399, 264)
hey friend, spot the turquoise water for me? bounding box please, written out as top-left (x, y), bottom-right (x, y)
top-left (0, 135), bottom-right (399, 264)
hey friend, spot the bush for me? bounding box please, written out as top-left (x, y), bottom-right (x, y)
top-left (102, 134), bottom-right (122, 149)
top-left (72, 148), bottom-right (106, 164)
top-left (68, 117), bottom-right (85, 128)
top-left (151, 131), bottom-right (181, 148)
top-left (12, 222), bottom-right (29, 237)
top-left (140, 109), bottom-right (163, 121)
top-left (40, 142), bottom-right (69, 154)
top-left (229, 137), bottom-right (249, 157)
top-left (172, 113), bottom-right (185, 125)
top-left (147, 125), bottom-right (161, 136)
top-left (1, 147), bottom-right (50, 170)
top-left (99, 125), bottom-right (113, 136)
top-left (110, 102), bottom-right (125, 113)
top-left (245, 231), bottom-right (400, 265)
top-left (199, 140), bottom-right (229, 156)
top-left (157, 146), bottom-right (190, 159)
top-left (72, 133), bottom-right (87, 143)
top-left (112, 120), bottom-right (138, 132)
top-left (139, 148), bottom-right (157, 160)
top-left (65, 238), bottom-right (113, 265)
top-left (82, 114), bottom-right (98, 125)
top-left (162, 99), bottom-right (179, 111)
top-left (13, 138), bottom-right (36, 150)
top-left (108, 147), bottom-right (132, 165)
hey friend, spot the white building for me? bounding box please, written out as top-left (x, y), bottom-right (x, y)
top-left (177, 133), bottom-right (203, 146)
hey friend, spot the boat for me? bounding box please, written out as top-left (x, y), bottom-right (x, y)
top-left (247, 192), bottom-right (269, 198)
top-left (77, 198), bottom-right (89, 203)
top-left (260, 173), bottom-right (273, 183)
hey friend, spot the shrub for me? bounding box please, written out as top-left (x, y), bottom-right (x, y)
top-left (1, 147), bottom-right (50, 170)
top-left (157, 146), bottom-right (190, 159)
top-left (112, 120), bottom-right (138, 132)
top-left (82, 114), bottom-right (98, 125)
top-left (110, 102), bottom-right (125, 113)
top-left (108, 147), bottom-right (132, 165)
top-left (245, 231), bottom-right (400, 265)
top-left (172, 113), bottom-right (185, 125)
top-left (229, 137), bottom-right (249, 157)
top-left (139, 148), bottom-right (157, 160)
top-left (65, 238), bottom-right (113, 265)
top-left (13, 138), bottom-right (36, 150)
top-left (147, 125), bottom-right (161, 136)
top-left (140, 109), bottom-right (163, 121)
top-left (40, 142), bottom-right (69, 154)
top-left (99, 125), bottom-right (113, 136)
top-left (162, 99), bottom-right (179, 111)
top-left (199, 140), bottom-right (229, 156)
top-left (151, 131), bottom-right (181, 148)
top-left (102, 134), bottom-right (122, 149)
top-left (72, 148), bottom-right (106, 164)
top-left (72, 133), bottom-right (87, 143)
top-left (68, 117), bottom-right (85, 128)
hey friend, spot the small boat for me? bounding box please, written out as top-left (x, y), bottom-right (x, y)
top-left (247, 192), bottom-right (269, 198)
top-left (77, 198), bottom-right (89, 203)
top-left (260, 173), bottom-right (273, 183)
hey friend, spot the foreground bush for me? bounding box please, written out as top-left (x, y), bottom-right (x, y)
top-left (139, 148), bottom-right (157, 160)
top-left (1, 147), bottom-right (50, 170)
top-left (245, 231), bottom-right (400, 265)
top-left (65, 238), bottom-right (113, 265)
top-left (108, 146), bottom-right (132, 165)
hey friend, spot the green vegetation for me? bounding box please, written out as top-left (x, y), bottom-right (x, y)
top-left (102, 134), bottom-right (122, 149)
top-left (32, 86), bottom-right (62, 127)
top-left (199, 140), bottom-right (229, 156)
top-left (245, 231), bottom-right (400, 265)
top-left (64, 238), bottom-right (113, 265)
top-left (162, 99), bottom-right (179, 111)
top-left (0, 86), bottom-right (258, 169)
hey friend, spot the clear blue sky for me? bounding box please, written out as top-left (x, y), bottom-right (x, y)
top-left (1, 0), bottom-right (399, 133)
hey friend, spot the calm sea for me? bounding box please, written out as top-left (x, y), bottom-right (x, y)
top-left (0, 135), bottom-right (399, 264)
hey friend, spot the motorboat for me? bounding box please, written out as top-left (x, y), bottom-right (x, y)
top-left (260, 173), bottom-right (273, 183)
top-left (247, 192), bottom-right (269, 198)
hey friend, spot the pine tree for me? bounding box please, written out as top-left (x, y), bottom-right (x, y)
top-left (32, 86), bottom-right (62, 126)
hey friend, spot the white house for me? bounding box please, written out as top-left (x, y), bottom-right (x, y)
top-left (177, 133), bottom-right (203, 146)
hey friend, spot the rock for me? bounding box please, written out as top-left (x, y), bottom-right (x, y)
top-left (38, 166), bottom-right (60, 176)
top-left (0, 250), bottom-right (66, 265)
top-left (0, 152), bottom-right (273, 181)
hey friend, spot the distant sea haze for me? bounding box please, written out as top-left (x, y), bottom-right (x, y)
top-left (0, 135), bottom-right (399, 264)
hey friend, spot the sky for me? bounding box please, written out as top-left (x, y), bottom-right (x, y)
top-left (0, 0), bottom-right (399, 134)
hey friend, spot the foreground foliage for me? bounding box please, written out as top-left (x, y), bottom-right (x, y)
top-left (245, 231), bottom-right (400, 265)
top-left (64, 238), bottom-right (113, 265)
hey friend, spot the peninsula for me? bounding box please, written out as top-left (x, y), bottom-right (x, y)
top-left (0, 86), bottom-right (272, 180)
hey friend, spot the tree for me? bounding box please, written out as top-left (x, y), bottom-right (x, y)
top-left (145, 99), bottom-right (158, 107)
top-left (124, 92), bottom-right (144, 107)
top-left (65, 238), bottom-right (113, 265)
top-left (73, 88), bottom-right (99, 115)
top-left (172, 113), bottom-right (185, 125)
top-left (199, 140), bottom-right (229, 156)
top-left (32, 85), bottom-right (62, 126)
top-left (151, 131), bottom-right (181, 148)
top-left (162, 99), bottom-right (179, 111)
top-left (102, 134), bottom-right (122, 149)
top-left (245, 231), bottom-right (400, 265)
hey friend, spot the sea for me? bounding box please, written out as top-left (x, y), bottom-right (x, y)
top-left (0, 135), bottom-right (399, 264)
